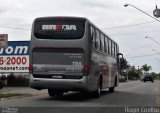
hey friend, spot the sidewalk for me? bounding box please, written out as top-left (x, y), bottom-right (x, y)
top-left (0, 87), bottom-right (47, 95)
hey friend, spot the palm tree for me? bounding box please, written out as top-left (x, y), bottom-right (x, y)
top-left (141, 64), bottom-right (152, 74)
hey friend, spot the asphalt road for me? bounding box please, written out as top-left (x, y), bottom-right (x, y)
top-left (0, 80), bottom-right (160, 113)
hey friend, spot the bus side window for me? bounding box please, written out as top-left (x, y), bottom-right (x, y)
top-left (95, 30), bottom-right (100, 51)
top-left (115, 44), bottom-right (117, 58)
top-left (107, 38), bottom-right (109, 55)
top-left (117, 46), bottom-right (119, 54)
top-left (90, 26), bottom-right (95, 48)
top-left (104, 37), bottom-right (108, 54)
top-left (108, 39), bottom-right (112, 56)
top-left (100, 33), bottom-right (105, 52)
top-left (112, 42), bottom-right (115, 57)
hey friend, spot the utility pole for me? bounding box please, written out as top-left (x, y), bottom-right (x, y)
top-left (124, 4), bottom-right (160, 22)
top-left (138, 65), bottom-right (140, 79)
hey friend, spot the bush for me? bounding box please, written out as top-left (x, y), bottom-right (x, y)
top-left (7, 75), bottom-right (29, 87)
top-left (128, 71), bottom-right (139, 80)
top-left (119, 78), bottom-right (127, 82)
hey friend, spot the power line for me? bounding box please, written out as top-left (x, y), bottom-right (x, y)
top-left (126, 53), bottom-right (160, 58)
top-left (121, 42), bottom-right (155, 53)
top-left (102, 21), bottom-right (156, 30)
top-left (0, 19), bottom-right (157, 31)
top-left (111, 28), bottom-right (160, 36)
top-left (0, 13), bottom-right (30, 25)
top-left (0, 13), bottom-right (31, 30)
top-left (0, 25), bottom-right (31, 30)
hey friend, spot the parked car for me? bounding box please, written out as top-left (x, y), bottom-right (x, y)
top-left (141, 74), bottom-right (154, 83)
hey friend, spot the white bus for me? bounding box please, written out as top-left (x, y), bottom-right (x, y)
top-left (29, 17), bottom-right (123, 98)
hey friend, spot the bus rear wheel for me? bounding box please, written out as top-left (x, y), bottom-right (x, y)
top-left (48, 89), bottom-right (56, 97)
top-left (55, 91), bottom-right (64, 97)
top-left (48, 89), bottom-right (64, 97)
top-left (109, 77), bottom-right (116, 93)
top-left (93, 79), bottom-right (101, 98)
top-left (109, 87), bottom-right (114, 93)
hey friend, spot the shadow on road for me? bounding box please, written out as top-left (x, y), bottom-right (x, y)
top-left (36, 90), bottom-right (157, 107)
top-left (39, 90), bottom-right (111, 102)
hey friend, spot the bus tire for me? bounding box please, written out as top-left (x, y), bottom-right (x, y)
top-left (48, 89), bottom-right (56, 97)
top-left (55, 91), bottom-right (64, 97)
top-left (93, 78), bottom-right (101, 98)
top-left (109, 87), bottom-right (114, 93)
top-left (109, 77), bottom-right (116, 93)
top-left (115, 76), bottom-right (117, 87)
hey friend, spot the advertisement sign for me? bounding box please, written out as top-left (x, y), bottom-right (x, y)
top-left (0, 41), bottom-right (30, 72)
top-left (0, 34), bottom-right (8, 48)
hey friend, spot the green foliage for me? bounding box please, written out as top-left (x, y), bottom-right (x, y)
top-left (119, 78), bottom-right (127, 82)
top-left (119, 59), bottom-right (157, 80)
top-left (120, 58), bottom-right (129, 70)
top-left (151, 72), bottom-right (159, 79)
top-left (128, 70), bottom-right (139, 80)
top-left (0, 93), bottom-right (26, 99)
top-left (158, 73), bottom-right (160, 79)
top-left (141, 64), bottom-right (152, 74)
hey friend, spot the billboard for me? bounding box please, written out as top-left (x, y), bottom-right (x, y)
top-left (0, 41), bottom-right (30, 73)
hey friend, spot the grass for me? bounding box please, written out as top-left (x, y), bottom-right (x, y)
top-left (0, 93), bottom-right (31, 99)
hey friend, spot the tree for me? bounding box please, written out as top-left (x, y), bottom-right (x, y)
top-left (158, 73), bottom-right (160, 79)
top-left (128, 65), bottom-right (140, 80)
top-left (120, 58), bottom-right (129, 71)
top-left (141, 64), bottom-right (152, 74)
top-left (151, 72), bottom-right (158, 79)
top-left (119, 58), bottom-right (130, 79)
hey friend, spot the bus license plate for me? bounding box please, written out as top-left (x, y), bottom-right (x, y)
top-left (52, 75), bottom-right (63, 79)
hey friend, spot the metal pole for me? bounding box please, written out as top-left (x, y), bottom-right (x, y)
top-left (126, 68), bottom-right (129, 81)
top-left (124, 4), bottom-right (160, 23)
top-left (138, 65), bottom-right (140, 79)
top-left (146, 36), bottom-right (160, 47)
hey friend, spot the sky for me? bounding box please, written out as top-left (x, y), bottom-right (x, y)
top-left (0, 0), bottom-right (160, 73)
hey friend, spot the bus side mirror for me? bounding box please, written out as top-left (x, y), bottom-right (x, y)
top-left (117, 53), bottom-right (123, 58)
top-left (117, 53), bottom-right (123, 63)
top-left (117, 53), bottom-right (124, 74)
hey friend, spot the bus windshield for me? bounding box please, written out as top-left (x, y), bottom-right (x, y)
top-left (34, 17), bottom-right (86, 39)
